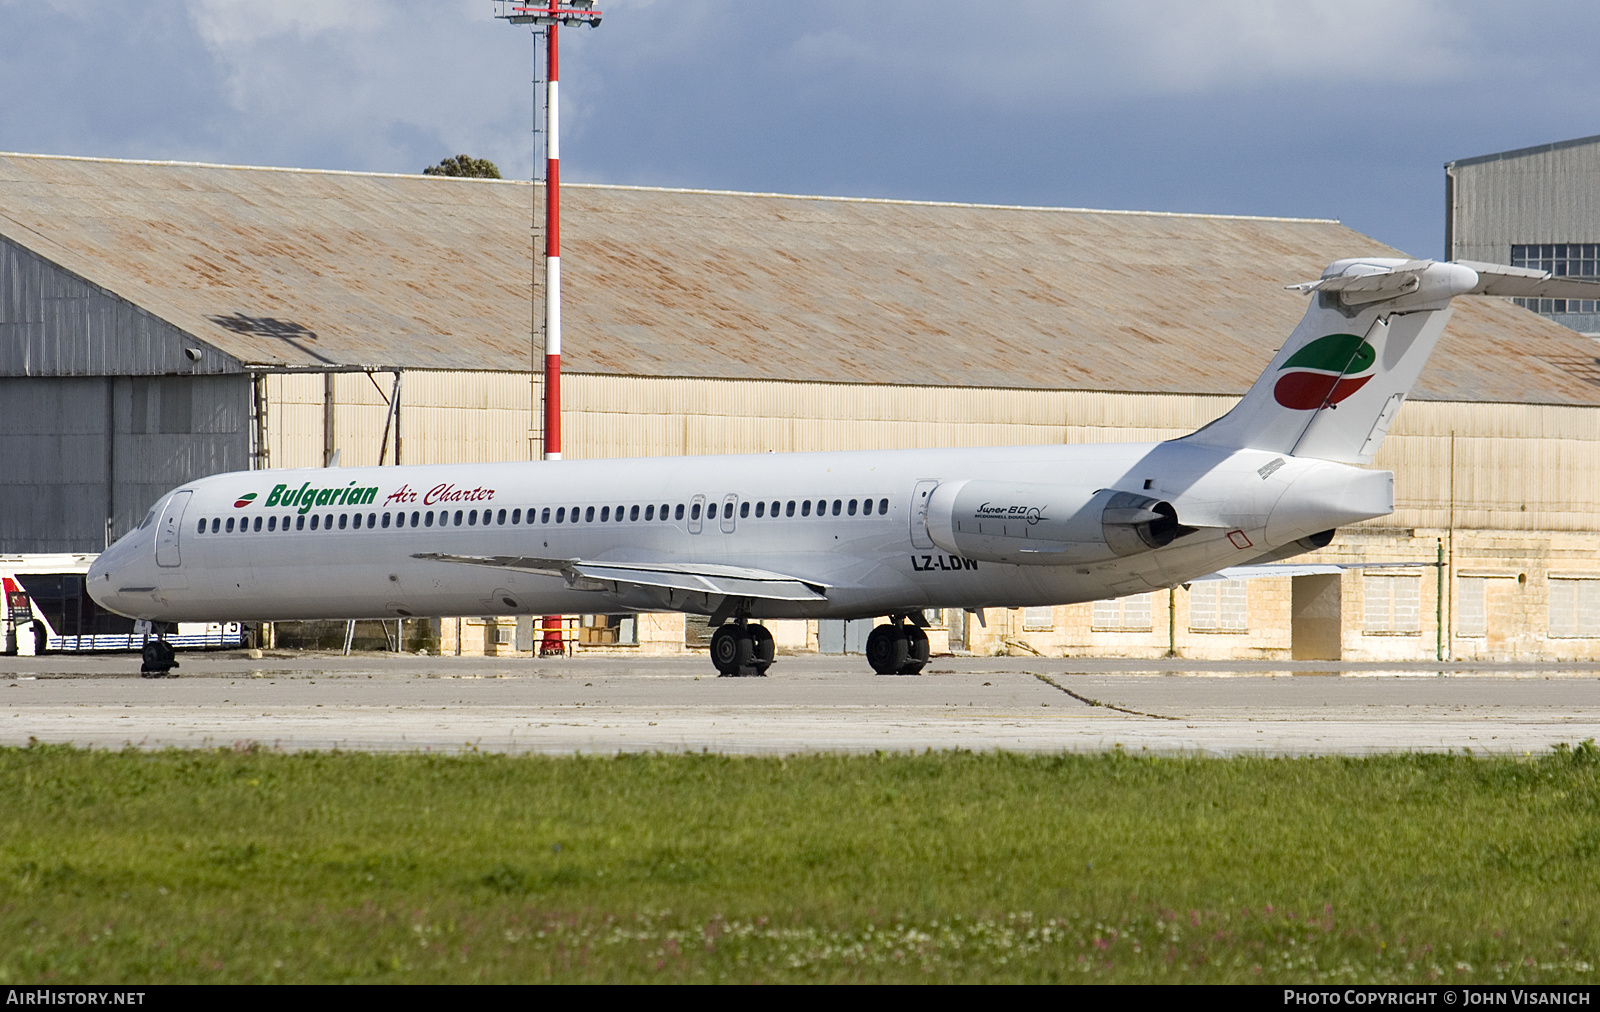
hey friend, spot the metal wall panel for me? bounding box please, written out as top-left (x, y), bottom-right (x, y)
top-left (0, 375), bottom-right (249, 552)
top-left (558, 375), bottom-right (1600, 534)
top-left (265, 370), bottom-right (535, 472)
top-left (0, 234), bottom-right (236, 378)
top-left (1450, 139), bottom-right (1600, 262)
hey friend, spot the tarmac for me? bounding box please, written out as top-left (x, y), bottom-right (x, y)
top-left (2, 651), bottom-right (1598, 757)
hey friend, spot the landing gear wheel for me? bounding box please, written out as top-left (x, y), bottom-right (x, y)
top-left (140, 639), bottom-right (178, 678)
top-left (748, 624), bottom-right (775, 675)
top-left (710, 624), bottom-right (759, 677)
top-left (900, 625), bottom-right (930, 675)
top-left (866, 623), bottom-right (910, 675)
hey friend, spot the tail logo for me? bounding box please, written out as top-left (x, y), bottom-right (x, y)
top-left (1273, 333), bottom-right (1376, 410)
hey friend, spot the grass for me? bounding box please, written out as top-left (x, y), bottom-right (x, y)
top-left (1, 742), bottom-right (1598, 983)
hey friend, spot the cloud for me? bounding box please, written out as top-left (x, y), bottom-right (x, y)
top-left (781, 0), bottom-right (1474, 108)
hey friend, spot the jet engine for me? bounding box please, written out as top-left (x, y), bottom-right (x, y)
top-left (922, 480), bottom-right (1194, 565)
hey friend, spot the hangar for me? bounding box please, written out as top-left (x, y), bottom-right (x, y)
top-left (4, 151), bottom-right (1600, 661)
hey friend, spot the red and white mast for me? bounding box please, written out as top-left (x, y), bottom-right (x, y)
top-left (498, 1), bottom-right (601, 462)
top-left (544, 20), bottom-right (562, 459)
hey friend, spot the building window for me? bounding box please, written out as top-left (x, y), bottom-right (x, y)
top-left (1549, 577), bottom-right (1600, 638)
top-left (1456, 577), bottom-right (1486, 638)
top-left (1511, 244), bottom-right (1600, 314)
top-left (1093, 594), bottom-right (1153, 631)
top-left (1022, 606), bottom-right (1054, 631)
top-left (1190, 580), bottom-right (1247, 632)
top-left (1364, 574), bottom-right (1421, 635)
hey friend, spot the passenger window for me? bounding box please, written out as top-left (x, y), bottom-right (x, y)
top-left (600, 506), bottom-right (610, 522)
top-left (381, 513), bottom-right (390, 529)
top-left (352, 514), bottom-right (362, 529)
top-left (197, 519), bottom-right (206, 534)
top-left (755, 501), bottom-right (765, 518)
top-left (879, 498), bottom-right (889, 514)
top-left (707, 502), bottom-right (717, 520)
top-left (498, 509), bottom-right (507, 525)
top-left (862, 499), bottom-right (873, 516)
top-left (645, 505), bottom-right (655, 521)
top-left (211, 518), bottom-right (221, 533)
top-left (848, 499), bottom-right (857, 516)
top-left (691, 503), bottom-right (702, 521)
top-left (584, 506), bottom-right (595, 522)
top-left (740, 502), bottom-right (750, 518)
top-left (674, 504), bottom-right (684, 520)
top-left (801, 500), bottom-right (811, 517)
top-left (662, 503), bottom-right (670, 519)
top-left (630, 505), bottom-right (639, 521)
top-left (542, 508), bottom-right (552, 524)
top-left (425, 512), bottom-right (435, 527)
top-left (467, 510), bottom-right (476, 526)
top-left (339, 514), bottom-right (348, 530)
top-left (786, 501), bottom-right (795, 517)
top-left (832, 500), bottom-right (842, 516)
top-left (269, 516), bottom-right (277, 532)
top-left (556, 507), bottom-right (566, 523)
top-left (771, 500), bottom-right (780, 516)
top-left (453, 510), bottom-right (463, 526)
top-left (310, 515), bottom-right (319, 531)
top-left (368, 513), bottom-right (376, 528)
top-left (297, 515), bottom-right (306, 531)
top-left (225, 517), bottom-right (235, 533)
top-left (253, 517), bottom-right (262, 532)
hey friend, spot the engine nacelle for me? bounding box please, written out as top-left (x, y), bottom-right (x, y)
top-left (923, 480), bottom-right (1191, 565)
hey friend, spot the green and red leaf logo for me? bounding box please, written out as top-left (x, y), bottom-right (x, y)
top-left (1273, 333), bottom-right (1376, 410)
top-left (233, 493), bottom-right (257, 508)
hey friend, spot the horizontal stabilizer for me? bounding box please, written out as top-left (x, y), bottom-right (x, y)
top-left (1288, 258), bottom-right (1600, 304)
top-left (413, 553), bottom-right (828, 602)
top-left (1285, 259), bottom-right (1434, 305)
top-left (1453, 260), bottom-right (1600, 300)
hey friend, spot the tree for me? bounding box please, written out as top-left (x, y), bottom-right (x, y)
top-left (422, 155), bottom-right (502, 179)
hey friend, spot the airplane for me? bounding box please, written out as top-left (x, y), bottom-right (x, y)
top-left (87, 257), bottom-right (1600, 677)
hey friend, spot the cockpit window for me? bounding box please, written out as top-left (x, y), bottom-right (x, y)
top-left (139, 509), bottom-right (156, 530)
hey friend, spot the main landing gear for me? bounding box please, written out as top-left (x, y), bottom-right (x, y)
top-left (710, 621), bottom-right (775, 677)
top-left (866, 619), bottom-right (930, 676)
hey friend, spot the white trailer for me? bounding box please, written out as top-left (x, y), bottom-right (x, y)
top-left (1, 554), bottom-right (242, 655)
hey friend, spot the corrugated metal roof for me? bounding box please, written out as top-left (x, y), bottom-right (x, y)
top-left (2, 152), bottom-right (1599, 404)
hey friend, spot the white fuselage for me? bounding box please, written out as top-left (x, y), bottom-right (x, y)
top-left (87, 439), bottom-right (1392, 624)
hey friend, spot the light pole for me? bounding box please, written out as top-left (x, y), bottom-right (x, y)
top-left (496, 2), bottom-right (601, 657)
top-left (496, 1), bottom-right (602, 462)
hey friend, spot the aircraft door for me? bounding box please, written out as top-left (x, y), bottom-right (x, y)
top-left (720, 494), bottom-right (738, 534)
top-left (910, 480), bottom-right (938, 549)
top-left (688, 494), bottom-right (706, 534)
top-left (154, 490), bottom-right (193, 568)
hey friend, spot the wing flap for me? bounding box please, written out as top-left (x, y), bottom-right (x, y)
top-left (412, 553), bottom-right (828, 602)
top-left (1195, 561), bottom-right (1436, 581)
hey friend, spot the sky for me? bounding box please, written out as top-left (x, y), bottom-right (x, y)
top-left (3, 0), bottom-right (1600, 259)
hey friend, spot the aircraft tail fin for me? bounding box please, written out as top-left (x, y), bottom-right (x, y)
top-left (1181, 257), bottom-right (1600, 464)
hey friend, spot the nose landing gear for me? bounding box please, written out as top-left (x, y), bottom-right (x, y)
top-left (140, 637), bottom-right (178, 678)
top-left (709, 620), bottom-right (775, 677)
top-left (866, 619), bottom-right (930, 676)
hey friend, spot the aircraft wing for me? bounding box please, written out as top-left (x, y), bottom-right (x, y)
top-left (1194, 561), bottom-right (1438, 582)
top-left (412, 553), bottom-right (829, 602)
